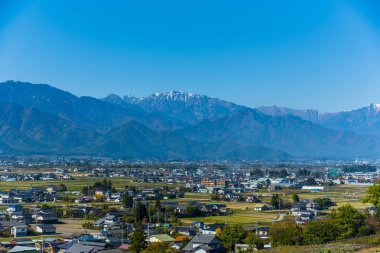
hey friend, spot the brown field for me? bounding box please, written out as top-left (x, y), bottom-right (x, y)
top-left (55, 218), bottom-right (99, 235)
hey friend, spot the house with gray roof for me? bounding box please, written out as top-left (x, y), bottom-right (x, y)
top-left (182, 235), bottom-right (223, 253)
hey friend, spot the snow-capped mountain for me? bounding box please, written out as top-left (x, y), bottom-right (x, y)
top-left (104, 90), bottom-right (244, 124)
top-left (1, 80), bottom-right (380, 160)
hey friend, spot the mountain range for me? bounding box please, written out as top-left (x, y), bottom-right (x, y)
top-left (0, 80), bottom-right (379, 160)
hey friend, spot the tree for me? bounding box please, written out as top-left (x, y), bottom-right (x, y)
top-left (244, 232), bottom-right (264, 251)
top-left (220, 224), bottom-right (246, 252)
top-left (269, 170), bottom-right (279, 178)
top-left (123, 193), bottom-right (134, 208)
top-left (102, 178), bottom-right (108, 188)
top-left (155, 199), bottom-right (162, 211)
top-left (364, 182), bottom-right (380, 209)
top-left (40, 203), bottom-right (50, 209)
top-left (270, 222), bottom-right (303, 247)
top-left (279, 169), bottom-right (288, 178)
top-left (302, 220), bottom-right (339, 244)
top-left (313, 198), bottom-right (333, 210)
top-left (131, 223), bottom-right (147, 253)
top-left (184, 206), bottom-right (202, 217)
top-left (215, 227), bottom-right (222, 237)
top-left (329, 204), bottom-right (367, 239)
top-left (292, 194), bottom-right (300, 203)
top-left (134, 202), bottom-right (148, 223)
top-left (271, 194), bottom-right (281, 209)
top-left (142, 242), bottom-right (178, 253)
top-left (58, 183), bottom-right (67, 192)
top-left (297, 169), bottom-right (310, 176)
top-left (82, 185), bottom-right (91, 195)
top-left (211, 193), bottom-right (221, 201)
top-left (251, 168), bottom-right (264, 177)
top-left (306, 177), bottom-right (315, 186)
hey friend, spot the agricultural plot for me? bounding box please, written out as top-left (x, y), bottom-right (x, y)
top-left (0, 176), bottom-right (181, 191)
top-left (181, 209), bottom-right (279, 225)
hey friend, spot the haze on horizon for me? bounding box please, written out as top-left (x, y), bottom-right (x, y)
top-left (1, 0), bottom-right (380, 112)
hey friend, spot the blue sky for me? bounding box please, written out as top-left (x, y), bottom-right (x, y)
top-left (0, 0), bottom-right (380, 112)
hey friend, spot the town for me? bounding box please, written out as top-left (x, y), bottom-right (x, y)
top-left (0, 158), bottom-right (379, 252)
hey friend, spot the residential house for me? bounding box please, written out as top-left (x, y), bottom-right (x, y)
top-left (182, 235), bottom-right (223, 253)
top-left (11, 224), bottom-right (28, 237)
top-left (148, 234), bottom-right (175, 243)
top-left (35, 209), bottom-right (58, 224)
top-left (254, 204), bottom-right (272, 211)
top-left (8, 246), bottom-right (38, 253)
top-left (36, 224), bottom-right (56, 234)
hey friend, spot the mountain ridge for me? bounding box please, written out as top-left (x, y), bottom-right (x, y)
top-left (0, 80), bottom-right (379, 160)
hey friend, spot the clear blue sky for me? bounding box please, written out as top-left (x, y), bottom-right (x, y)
top-left (1, 0), bottom-right (380, 112)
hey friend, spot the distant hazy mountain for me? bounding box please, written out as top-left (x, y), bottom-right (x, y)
top-left (178, 108), bottom-right (380, 159)
top-left (0, 81), bottom-right (182, 132)
top-left (256, 106), bottom-right (322, 123)
top-left (257, 104), bottom-right (380, 137)
top-left (92, 120), bottom-right (290, 160)
top-left (0, 80), bottom-right (380, 160)
top-left (104, 90), bottom-right (244, 124)
top-left (0, 103), bottom-right (98, 154)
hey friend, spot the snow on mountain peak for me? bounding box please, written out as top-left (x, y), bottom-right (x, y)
top-left (148, 90), bottom-right (199, 101)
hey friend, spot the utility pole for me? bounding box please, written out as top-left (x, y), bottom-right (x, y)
top-left (121, 222), bottom-right (124, 244)
top-left (148, 204), bottom-right (151, 223)
top-left (41, 239), bottom-right (44, 253)
top-left (147, 223), bottom-right (150, 245)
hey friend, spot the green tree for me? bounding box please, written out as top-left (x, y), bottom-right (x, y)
top-left (270, 222), bottom-right (303, 247)
top-left (40, 203), bottom-right (50, 209)
top-left (134, 202), bottom-right (148, 223)
top-left (123, 193), bottom-right (134, 208)
top-left (142, 242), bottom-right (178, 253)
top-left (306, 177), bottom-right (315, 185)
top-left (220, 224), bottom-right (246, 252)
top-left (184, 206), bottom-right (202, 217)
top-left (329, 204), bottom-right (367, 239)
top-left (251, 168), bottom-right (264, 177)
top-left (292, 194), bottom-right (300, 203)
top-left (244, 232), bottom-right (264, 251)
top-left (155, 199), bottom-right (162, 211)
top-left (269, 170), bottom-right (280, 178)
top-left (313, 198), bottom-right (333, 210)
top-left (58, 183), bottom-right (67, 192)
top-left (302, 220), bottom-right (339, 244)
top-left (297, 169), bottom-right (310, 176)
top-left (364, 182), bottom-right (380, 209)
top-left (279, 169), bottom-right (288, 178)
top-left (271, 194), bottom-right (281, 209)
top-left (211, 193), bottom-right (220, 201)
top-left (131, 223), bottom-right (147, 253)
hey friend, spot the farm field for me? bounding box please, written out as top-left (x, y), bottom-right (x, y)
top-left (181, 209), bottom-right (280, 225)
top-left (55, 218), bottom-right (99, 235)
top-left (0, 177), bottom-right (181, 191)
top-left (177, 184), bottom-right (372, 226)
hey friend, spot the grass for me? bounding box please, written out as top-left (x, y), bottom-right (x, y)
top-left (260, 235), bottom-right (380, 253)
